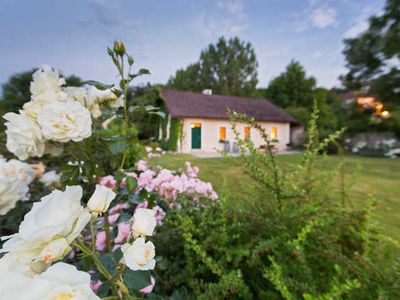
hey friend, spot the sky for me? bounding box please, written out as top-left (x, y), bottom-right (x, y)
top-left (0, 0), bottom-right (384, 90)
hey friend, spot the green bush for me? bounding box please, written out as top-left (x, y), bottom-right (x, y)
top-left (152, 105), bottom-right (400, 299)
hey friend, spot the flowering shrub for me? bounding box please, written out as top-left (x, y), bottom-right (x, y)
top-left (0, 42), bottom-right (174, 299)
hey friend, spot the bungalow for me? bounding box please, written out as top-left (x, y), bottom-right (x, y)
top-left (159, 88), bottom-right (299, 154)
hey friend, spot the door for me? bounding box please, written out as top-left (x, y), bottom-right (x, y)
top-left (191, 123), bottom-right (201, 149)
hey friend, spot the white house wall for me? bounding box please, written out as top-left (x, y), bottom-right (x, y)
top-left (179, 118), bottom-right (290, 153)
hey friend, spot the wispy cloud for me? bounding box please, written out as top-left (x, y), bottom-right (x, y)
top-left (190, 0), bottom-right (247, 38)
top-left (311, 7), bottom-right (338, 28)
top-left (217, 0), bottom-right (243, 14)
top-left (294, 5), bottom-right (338, 32)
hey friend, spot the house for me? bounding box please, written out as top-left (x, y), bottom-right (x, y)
top-left (159, 88), bottom-right (299, 154)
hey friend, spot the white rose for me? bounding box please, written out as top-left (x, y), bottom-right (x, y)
top-left (0, 177), bottom-right (22, 215)
top-left (64, 86), bottom-right (103, 118)
top-left (131, 208), bottom-right (157, 237)
top-left (30, 65), bottom-right (66, 100)
top-left (40, 170), bottom-right (60, 187)
top-left (0, 186), bottom-right (90, 267)
top-left (87, 184), bottom-right (116, 213)
top-left (0, 262), bottom-right (100, 300)
top-left (37, 100), bottom-right (92, 142)
top-left (39, 238), bottom-right (70, 264)
top-left (88, 86), bottom-right (123, 108)
top-left (121, 238), bottom-right (156, 271)
top-left (0, 268), bottom-right (32, 299)
top-left (3, 111), bottom-right (46, 160)
top-left (0, 158), bottom-right (35, 186)
top-left (0, 158), bottom-right (35, 215)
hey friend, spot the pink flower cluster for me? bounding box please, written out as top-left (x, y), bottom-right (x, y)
top-left (145, 146), bottom-right (164, 159)
top-left (136, 162), bottom-right (218, 206)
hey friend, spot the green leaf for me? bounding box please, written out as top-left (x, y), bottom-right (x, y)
top-left (109, 141), bottom-right (126, 155)
top-left (96, 280), bottom-right (111, 297)
top-left (138, 68), bottom-right (150, 75)
top-left (84, 80), bottom-right (114, 90)
top-left (149, 111), bottom-right (166, 119)
top-left (126, 176), bottom-right (137, 192)
top-left (98, 250), bottom-right (123, 276)
top-left (123, 269), bottom-right (151, 290)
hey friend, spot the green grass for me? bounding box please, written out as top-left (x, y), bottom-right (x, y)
top-left (150, 153), bottom-right (400, 241)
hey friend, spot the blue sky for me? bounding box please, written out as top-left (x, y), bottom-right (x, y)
top-left (0, 0), bottom-right (384, 90)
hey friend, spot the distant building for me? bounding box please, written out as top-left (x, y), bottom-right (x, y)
top-left (160, 89), bottom-right (300, 154)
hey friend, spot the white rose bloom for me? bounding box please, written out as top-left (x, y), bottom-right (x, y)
top-left (40, 170), bottom-right (60, 187)
top-left (0, 158), bottom-right (35, 186)
top-left (64, 86), bottom-right (102, 118)
top-left (87, 184), bottom-right (116, 213)
top-left (88, 86), bottom-right (123, 108)
top-left (0, 263), bottom-right (100, 300)
top-left (30, 65), bottom-right (66, 100)
top-left (0, 186), bottom-right (91, 268)
top-left (131, 208), bottom-right (157, 237)
top-left (0, 177), bottom-right (22, 215)
top-left (3, 111), bottom-right (46, 160)
top-left (121, 238), bottom-right (156, 271)
top-left (0, 158), bottom-right (35, 215)
top-left (0, 268), bottom-right (32, 299)
top-left (37, 100), bottom-right (92, 142)
top-left (39, 238), bottom-right (70, 264)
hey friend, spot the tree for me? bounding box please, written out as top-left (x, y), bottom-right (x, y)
top-left (168, 37), bottom-right (259, 97)
top-left (264, 60), bottom-right (316, 108)
top-left (342, 0), bottom-right (399, 108)
top-left (0, 69), bottom-right (83, 114)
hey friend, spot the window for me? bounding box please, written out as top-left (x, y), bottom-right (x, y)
top-left (219, 127), bottom-right (226, 141)
top-left (271, 127), bottom-right (278, 140)
top-left (244, 127), bottom-right (251, 140)
top-left (191, 123), bottom-right (201, 128)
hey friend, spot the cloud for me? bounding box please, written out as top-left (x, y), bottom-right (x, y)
top-left (343, 19), bottom-right (369, 38)
top-left (311, 7), bottom-right (338, 28)
top-left (190, 0), bottom-right (247, 39)
top-left (217, 0), bottom-right (243, 14)
top-left (85, 0), bottom-right (141, 38)
top-left (192, 14), bottom-right (247, 38)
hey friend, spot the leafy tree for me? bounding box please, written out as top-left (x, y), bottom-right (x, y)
top-left (264, 60), bottom-right (316, 108)
top-left (0, 69), bottom-right (83, 114)
top-left (342, 0), bottom-right (399, 108)
top-left (168, 37), bottom-right (259, 97)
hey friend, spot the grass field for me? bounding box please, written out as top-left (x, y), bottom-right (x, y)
top-left (150, 153), bottom-right (400, 241)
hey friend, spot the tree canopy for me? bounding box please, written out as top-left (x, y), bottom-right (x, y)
top-left (264, 60), bottom-right (316, 108)
top-left (342, 0), bottom-right (399, 108)
top-left (168, 36), bottom-right (259, 97)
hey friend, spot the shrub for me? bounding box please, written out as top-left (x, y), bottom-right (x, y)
top-left (152, 104), bottom-right (400, 299)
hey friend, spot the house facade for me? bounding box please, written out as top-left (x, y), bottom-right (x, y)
top-left (160, 89), bottom-right (298, 154)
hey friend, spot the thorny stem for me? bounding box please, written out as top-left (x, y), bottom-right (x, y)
top-left (104, 212), bottom-right (112, 252)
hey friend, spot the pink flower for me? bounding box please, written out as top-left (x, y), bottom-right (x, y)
top-left (152, 205), bottom-right (166, 226)
top-left (96, 231), bottom-right (107, 251)
top-left (114, 221), bottom-right (131, 244)
top-left (99, 175), bottom-right (116, 190)
top-left (140, 276), bottom-right (156, 294)
top-left (136, 160), bottom-right (148, 172)
top-left (90, 280), bottom-right (103, 293)
top-left (108, 213), bottom-right (120, 224)
top-left (137, 200), bottom-right (149, 209)
top-left (138, 170), bottom-right (156, 192)
top-left (145, 146), bottom-right (153, 152)
top-left (109, 203), bottom-right (129, 215)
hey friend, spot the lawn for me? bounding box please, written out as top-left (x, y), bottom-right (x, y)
top-left (150, 153), bottom-right (400, 241)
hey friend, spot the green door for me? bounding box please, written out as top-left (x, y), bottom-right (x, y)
top-left (191, 127), bottom-right (201, 149)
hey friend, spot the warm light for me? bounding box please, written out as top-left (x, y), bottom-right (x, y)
top-left (219, 127), bottom-right (226, 141)
top-left (381, 111), bottom-right (390, 118)
top-left (357, 96), bottom-right (376, 108)
top-left (191, 123), bottom-right (201, 128)
top-left (376, 103), bottom-right (383, 110)
top-left (271, 127), bottom-right (278, 140)
top-left (244, 127), bottom-right (251, 140)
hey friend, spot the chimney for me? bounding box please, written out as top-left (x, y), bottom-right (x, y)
top-left (202, 89), bottom-right (212, 95)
